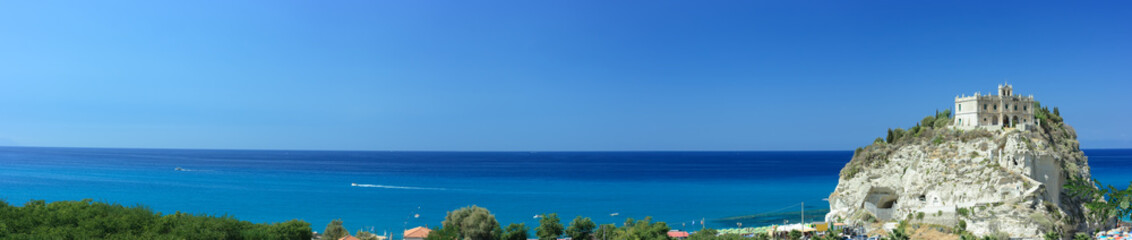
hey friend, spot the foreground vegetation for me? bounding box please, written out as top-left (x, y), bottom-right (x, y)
top-left (424, 206), bottom-right (846, 240)
top-left (424, 205), bottom-right (679, 240)
top-left (0, 199), bottom-right (311, 240)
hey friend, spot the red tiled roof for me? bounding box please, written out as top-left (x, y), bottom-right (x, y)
top-left (667, 231), bottom-right (689, 238)
top-left (340, 236), bottom-right (361, 240)
top-left (404, 226), bottom-right (432, 238)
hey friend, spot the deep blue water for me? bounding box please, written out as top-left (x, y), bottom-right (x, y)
top-left (0, 147), bottom-right (1129, 236)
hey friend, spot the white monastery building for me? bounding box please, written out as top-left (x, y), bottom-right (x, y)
top-left (953, 83), bottom-right (1035, 129)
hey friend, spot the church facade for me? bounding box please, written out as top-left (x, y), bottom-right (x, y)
top-left (953, 84), bottom-right (1036, 129)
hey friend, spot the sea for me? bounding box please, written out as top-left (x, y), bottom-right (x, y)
top-left (1, 147), bottom-right (1129, 236)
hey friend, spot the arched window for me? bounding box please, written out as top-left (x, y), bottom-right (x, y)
top-left (984, 104), bottom-right (988, 110)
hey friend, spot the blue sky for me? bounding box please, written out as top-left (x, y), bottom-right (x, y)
top-left (1, 1), bottom-right (1130, 151)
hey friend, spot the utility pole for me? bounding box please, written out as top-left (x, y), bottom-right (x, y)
top-left (801, 202), bottom-right (804, 227)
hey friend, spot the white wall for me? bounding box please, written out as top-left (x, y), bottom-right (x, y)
top-left (1031, 155), bottom-right (1061, 205)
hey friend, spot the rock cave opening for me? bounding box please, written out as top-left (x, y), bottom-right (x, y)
top-left (879, 198), bottom-right (897, 208)
top-left (864, 187), bottom-right (899, 221)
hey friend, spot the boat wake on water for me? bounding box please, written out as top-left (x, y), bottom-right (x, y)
top-left (350, 183), bottom-right (447, 191)
top-left (174, 167), bottom-right (214, 172)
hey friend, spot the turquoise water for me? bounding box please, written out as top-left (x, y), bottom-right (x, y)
top-left (0, 147), bottom-right (1128, 236)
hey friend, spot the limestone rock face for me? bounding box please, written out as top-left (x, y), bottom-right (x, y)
top-left (826, 123), bottom-right (1097, 239)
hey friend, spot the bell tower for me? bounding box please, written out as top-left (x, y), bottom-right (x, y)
top-left (998, 83), bottom-right (1013, 96)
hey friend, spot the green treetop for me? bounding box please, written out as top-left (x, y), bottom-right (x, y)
top-left (566, 216), bottom-right (596, 240)
top-left (324, 219), bottom-right (348, 240)
top-left (536, 213), bottom-right (564, 240)
top-left (442, 205), bottom-right (500, 240)
top-left (501, 223), bottom-right (529, 240)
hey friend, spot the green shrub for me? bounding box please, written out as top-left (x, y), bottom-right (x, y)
top-left (938, 109), bottom-right (952, 119)
top-left (788, 230), bottom-right (802, 240)
top-left (933, 117), bottom-right (950, 128)
top-left (1074, 233), bottom-right (1092, 240)
top-left (922, 116), bottom-right (936, 129)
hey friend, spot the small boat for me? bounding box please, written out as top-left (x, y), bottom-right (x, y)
top-left (351, 183), bottom-right (358, 186)
top-left (610, 213), bottom-right (619, 216)
top-left (174, 167), bottom-right (186, 171)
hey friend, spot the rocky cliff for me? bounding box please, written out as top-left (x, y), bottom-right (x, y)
top-left (826, 112), bottom-right (1103, 239)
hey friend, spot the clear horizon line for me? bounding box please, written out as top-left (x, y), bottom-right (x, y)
top-left (2, 144), bottom-right (1130, 153)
